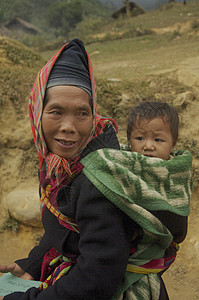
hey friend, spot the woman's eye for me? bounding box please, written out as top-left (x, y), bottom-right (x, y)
top-left (52, 111), bottom-right (60, 114)
top-left (49, 110), bottom-right (61, 116)
top-left (80, 111), bottom-right (88, 116)
top-left (77, 111), bottom-right (90, 118)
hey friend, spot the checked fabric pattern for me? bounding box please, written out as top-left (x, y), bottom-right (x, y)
top-left (81, 148), bottom-right (192, 300)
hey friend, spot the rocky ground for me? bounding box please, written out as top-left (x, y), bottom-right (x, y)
top-left (0, 15), bottom-right (199, 298)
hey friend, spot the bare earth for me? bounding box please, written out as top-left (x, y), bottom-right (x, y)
top-left (1, 22), bottom-right (199, 299)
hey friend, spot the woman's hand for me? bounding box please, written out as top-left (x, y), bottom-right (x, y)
top-left (0, 264), bottom-right (33, 299)
top-left (0, 263), bottom-right (34, 280)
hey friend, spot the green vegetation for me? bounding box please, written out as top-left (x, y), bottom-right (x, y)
top-left (0, 1), bottom-right (198, 191)
top-left (192, 165), bottom-right (199, 190)
top-left (1, 0), bottom-right (199, 51)
top-left (46, 0), bottom-right (83, 37)
top-left (0, 0), bottom-right (33, 24)
top-left (2, 40), bottom-right (41, 65)
top-left (0, 37), bottom-right (44, 110)
top-left (68, 1), bottom-right (199, 44)
top-left (0, 216), bottom-right (19, 234)
top-left (0, 6), bottom-right (198, 296)
top-left (0, 0), bottom-right (109, 36)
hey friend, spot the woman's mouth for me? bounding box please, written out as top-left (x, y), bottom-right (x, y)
top-left (55, 139), bottom-right (77, 148)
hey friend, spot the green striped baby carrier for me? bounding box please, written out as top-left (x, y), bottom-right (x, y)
top-left (81, 148), bottom-right (192, 300)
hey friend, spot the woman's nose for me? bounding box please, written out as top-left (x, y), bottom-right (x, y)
top-left (60, 117), bottom-right (76, 133)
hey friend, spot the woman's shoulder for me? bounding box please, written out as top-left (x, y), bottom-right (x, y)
top-left (81, 125), bottom-right (120, 158)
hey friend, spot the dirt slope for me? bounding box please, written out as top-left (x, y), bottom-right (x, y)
top-left (0, 19), bottom-right (199, 299)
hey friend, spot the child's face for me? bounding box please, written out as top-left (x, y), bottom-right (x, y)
top-left (130, 117), bottom-right (174, 160)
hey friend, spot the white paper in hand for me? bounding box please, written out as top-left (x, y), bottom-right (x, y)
top-left (0, 273), bottom-right (41, 296)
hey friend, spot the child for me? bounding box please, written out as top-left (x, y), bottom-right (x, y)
top-left (0, 43), bottom-right (191, 300)
top-left (126, 101), bottom-right (188, 297)
top-left (80, 101), bottom-right (192, 299)
top-left (127, 101), bottom-right (179, 160)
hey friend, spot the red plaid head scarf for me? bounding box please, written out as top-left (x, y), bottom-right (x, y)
top-left (29, 39), bottom-right (117, 186)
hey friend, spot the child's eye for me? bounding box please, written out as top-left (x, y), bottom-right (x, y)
top-left (135, 136), bottom-right (144, 140)
top-left (155, 138), bottom-right (164, 142)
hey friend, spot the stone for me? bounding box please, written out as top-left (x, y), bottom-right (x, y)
top-left (2, 183), bottom-right (42, 227)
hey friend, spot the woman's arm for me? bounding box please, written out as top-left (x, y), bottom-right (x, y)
top-left (15, 230), bottom-right (53, 281)
top-left (4, 175), bottom-right (137, 300)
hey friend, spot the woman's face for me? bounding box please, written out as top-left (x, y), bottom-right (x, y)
top-left (42, 85), bottom-right (93, 159)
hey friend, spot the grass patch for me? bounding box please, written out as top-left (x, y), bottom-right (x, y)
top-left (192, 164), bottom-right (199, 190)
top-left (0, 216), bottom-right (19, 234)
top-left (0, 37), bottom-right (45, 110)
top-left (191, 18), bottom-right (199, 30)
top-left (176, 137), bottom-right (198, 156)
top-left (0, 38), bottom-right (41, 66)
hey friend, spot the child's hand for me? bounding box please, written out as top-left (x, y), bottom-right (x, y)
top-left (0, 263), bottom-right (33, 280)
top-left (0, 296), bottom-right (4, 299)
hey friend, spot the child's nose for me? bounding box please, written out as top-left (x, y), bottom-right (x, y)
top-left (143, 139), bottom-right (155, 150)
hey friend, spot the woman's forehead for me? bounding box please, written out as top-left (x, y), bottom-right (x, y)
top-left (45, 85), bottom-right (91, 109)
top-left (47, 85), bottom-right (89, 100)
top-left (48, 85), bottom-right (89, 96)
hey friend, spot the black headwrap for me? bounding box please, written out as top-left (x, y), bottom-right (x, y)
top-left (47, 38), bottom-right (92, 97)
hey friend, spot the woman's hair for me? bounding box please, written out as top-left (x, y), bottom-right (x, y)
top-left (127, 102), bottom-right (179, 145)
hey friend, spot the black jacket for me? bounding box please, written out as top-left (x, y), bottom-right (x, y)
top-left (4, 127), bottom-right (187, 300)
top-left (5, 127), bottom-right (137, 300)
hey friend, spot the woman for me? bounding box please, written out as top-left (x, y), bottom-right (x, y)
top-left (0, 39), bottom-right (136, 299)
top-left (0, 39), bottom-right (192, 300)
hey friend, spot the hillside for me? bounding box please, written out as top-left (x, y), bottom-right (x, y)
top-left (0, 1), bottom-right (199, 298)
top-left (0, 0), bottom-right (109, 31)
top-left (66, 0), bottom-right (199, 44)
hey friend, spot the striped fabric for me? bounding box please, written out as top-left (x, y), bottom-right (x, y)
top-left (29, 45), bottom-right (65, 159)
top-left (40, 185), bottom-right (79, 233)
top-left (39, 248), bottom-right (77, 291)
top-left (28, 41), bottom-right (117, 184)
top-left (81, 148), bottom-right (192, 299)
top-left (28, 39), bottom-right (118, 229)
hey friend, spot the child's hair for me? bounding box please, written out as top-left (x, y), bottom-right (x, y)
top-left (127, 101), bottom-right (179, 145)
